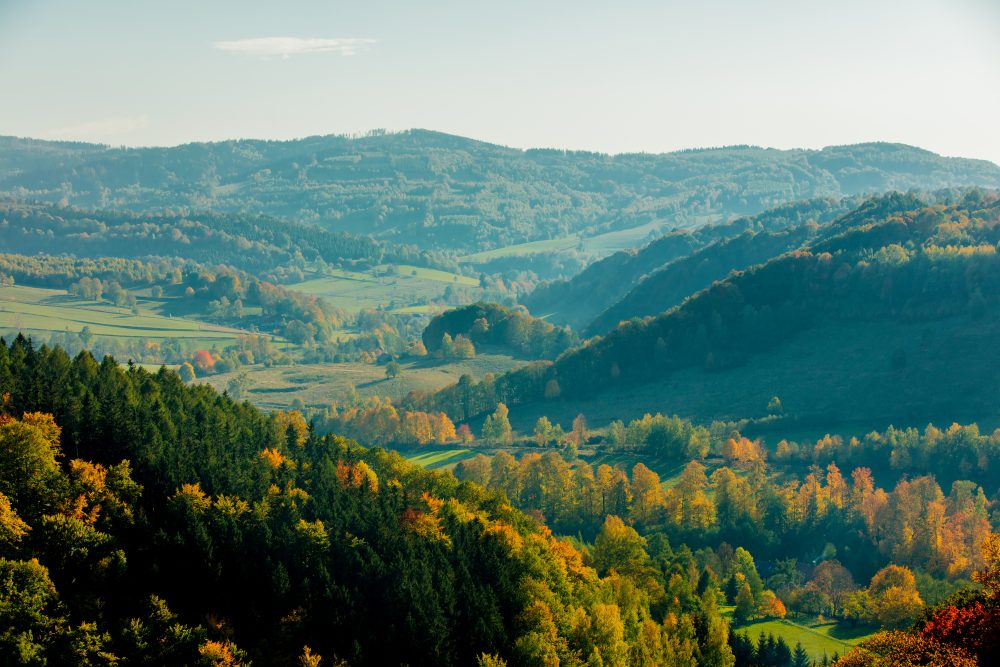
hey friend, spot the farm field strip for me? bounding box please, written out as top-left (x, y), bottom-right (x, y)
top-left (0, 285), bottom-right (251, 340)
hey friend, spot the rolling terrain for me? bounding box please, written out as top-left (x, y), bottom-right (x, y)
top-left (413, 190), bottom-right (1000, 436)
top-left (4, 132), bottom-right (1000, 256)
top-left (523, 196), bottom-right (859, 328)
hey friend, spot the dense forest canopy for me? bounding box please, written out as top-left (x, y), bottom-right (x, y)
top-left (0, 337), bottom-right (747, 666)
top-left (3, 132), bottom-right (999, 253)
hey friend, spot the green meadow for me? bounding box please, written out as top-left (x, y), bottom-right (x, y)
top-left (726, 611), bottom-right (874, 663)
top-left (289, 263), bottom-right (481, 313)
top-left (0, 285), bottom-right (254, 346)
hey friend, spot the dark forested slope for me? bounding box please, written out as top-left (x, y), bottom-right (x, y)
top-left (523, 197), bottom-right (860, 329)
top-left (3, 132), bottom-right (999, 252)
top-left (410, 190), bottom-right (1000, 428)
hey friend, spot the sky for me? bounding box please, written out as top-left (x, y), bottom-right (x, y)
top-left (1, 0), bottom-right (999, 163)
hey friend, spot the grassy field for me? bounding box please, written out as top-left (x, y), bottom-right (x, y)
top-left (290, 264), bottom-right (480, 313)
top-left (404, 449), bottom-right (475, 470)
top-left (200, 353), bottom-right (526, 411)
top-left (727, 611), bottom-right (874, 662)
top-left (461, 214), bottom-right (722, 263)
top-left (0, 285), bottom-right (256, 346)
top-left (461, 236), bottom-right (583, 262)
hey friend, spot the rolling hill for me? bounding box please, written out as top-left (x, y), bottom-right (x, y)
top-left (524, 196), bottom-right (859, 329)
top-left (579, 192), bottom-right (934, 336)
top-left (3, 132), bottom-right (999, 254)
top-left (409, 189), bottom-right (1000, 432)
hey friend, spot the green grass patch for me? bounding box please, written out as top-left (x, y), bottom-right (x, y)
top-left (201, 354), bottom-right (526, 412)
top-left (461, 236), bottom-right (582, 262)
top-left (723, 609), bottom-right (874, 663)
top-left (404, 449), bottom-right (475, 470)
top-left (290, 265), bottom-right (483, 313)
top-left (0, 285), bottom-right (255, 345)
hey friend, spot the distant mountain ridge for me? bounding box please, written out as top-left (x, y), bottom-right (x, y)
top-left (2, 131), bottom-right (998, 253)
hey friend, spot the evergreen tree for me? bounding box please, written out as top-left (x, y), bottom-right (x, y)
top-left (791, 642), bottom-right (811, 667)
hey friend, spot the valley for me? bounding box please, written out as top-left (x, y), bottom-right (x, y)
top-left (2, 131), bottom-right (999, 667)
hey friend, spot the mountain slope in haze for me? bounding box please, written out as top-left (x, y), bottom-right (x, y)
top-left (0, 199), bottom-right (383, 275)
top-left (3, 131), bottom-right (999, 253)
top-left (409, 189), bottom-right (1000, 430)
top-left (524, 196), bottom-right (858, 329)
top-left (581, 191), bottom-right (938, 336)
top-left (584, 226), bottom-right (819, 336)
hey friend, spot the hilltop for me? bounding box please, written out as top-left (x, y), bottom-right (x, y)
top-left (3, 132), bottom-right (999, 255)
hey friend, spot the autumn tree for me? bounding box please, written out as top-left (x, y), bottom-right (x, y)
top-left (630, 463), bottom-right (664, 525)
top-left (867, 565), bottom-right (923, 627)
top-left (591, 515), bottom-right (649, 579)
top-left (178, 361), bottom-right (196, 383)
top-left (482, 402), bottom-right (513, 446)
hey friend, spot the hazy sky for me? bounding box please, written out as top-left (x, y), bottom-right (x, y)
top-left (2, 0), bottom-right (999, 163)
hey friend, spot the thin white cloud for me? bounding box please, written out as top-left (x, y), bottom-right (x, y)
top-left (45, 114), bottom-right (151, 141)
top-left (214, 37), bottom-right (376, 58)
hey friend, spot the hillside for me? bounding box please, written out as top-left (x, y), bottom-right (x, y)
top-left (0, 199), bottom-right (384, 275)
top-left (584, 226), bottom-right (820, 336)
top-left (3, 132), bottom-right (1000, 254)
top-left (410, 189), bottom-right (1000, 432)
top-left (523, 197), bottom-right (860, 329)
top-left (0, 337), bottom-right (740, 666)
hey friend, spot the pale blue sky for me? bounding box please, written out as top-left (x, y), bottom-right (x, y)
top-left (2, 0), bottom-right (998, 163)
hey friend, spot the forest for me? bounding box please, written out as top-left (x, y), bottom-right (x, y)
top-left (4, 133), bottom-right (999, 254)
top-left (2, 338), bottom-right (999, 666)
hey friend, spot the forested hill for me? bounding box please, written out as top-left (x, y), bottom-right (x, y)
top-left (524, 196), bottom-right (858, 329)
top-left (409, 189), bottom-right (1000, 428)
top-left (3, 131), bottom-right (1000, 252)
top-left (0, 199), bottom-right (382, 274)
top-left (579, 192), bottom-right (934, 336)
top-left (0, 337), bottom-right (738, 665)
top-left (584, 226), bottom-right (819, 336)
top-left (421, 302), bottom-right (578, 360)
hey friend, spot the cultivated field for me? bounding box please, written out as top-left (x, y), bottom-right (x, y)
top-left (0, 285), bottom-right (255, 346)
top-left (200, 353), bottom-right (526, 411)
top-left (289, 263), bottom-right (481, 313)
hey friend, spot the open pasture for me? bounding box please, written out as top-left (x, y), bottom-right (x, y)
top-left (0, 285), bottom-right (253, 346)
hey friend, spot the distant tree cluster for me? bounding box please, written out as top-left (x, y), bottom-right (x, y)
top-left (422, 302), bottom-right (577, 360)
top-left (773, 422), bottom-right (1000, 490)
top-left (606, 413), bottom-right (711, 459)
top-left (319, 396), bottom-right (458, 447)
